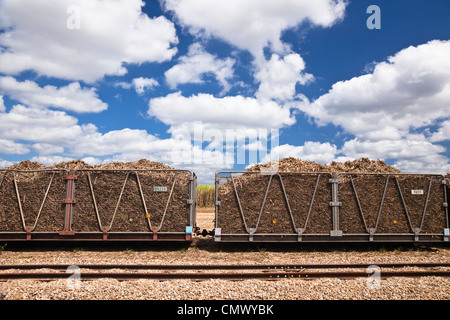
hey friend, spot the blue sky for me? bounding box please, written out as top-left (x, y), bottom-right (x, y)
top-left (0, 0), bottom-right (450, 184)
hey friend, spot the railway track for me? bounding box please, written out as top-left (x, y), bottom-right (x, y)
top-left (0, 262), bottom-right (449, 281)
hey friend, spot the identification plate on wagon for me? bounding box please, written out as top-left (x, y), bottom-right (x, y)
top-left (153, 186), bottom-right (168, 192)
top-left (411, 189), bottom-right (424, 195)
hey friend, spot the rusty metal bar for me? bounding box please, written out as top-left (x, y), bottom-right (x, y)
top-left (158, 171), bottom-right (178, 232)
top-left (230, 173), bottom-right (250, 233)
top-left (419, 176), bottom-right (433, 232)
top-left (31, 172), bottom-right (56, 231)
top-left (276, 174), bottom-right (296, 232)
top-left (373, 175), bottom-right (390, 234)
top-left (349, 175), bottom-right (369, 233)
top-left (1, 270), bottom-right (449, 281)
top-left (135, 172), bottom-right (152, 231)
top-left (0, 171), bottom-right (6, 190)
top-left (12, 172), bottom-right (26, 231)
top-left (302, 173), bottom-right (322, 232)
top-left (1, 262), bottom-right (449, 270)
top-left (87, 172), bottom-right (103, 231)
top-left (108, 172), bottom-right (130, 232)
top-left (253, 173), bottom-right (275, 236)
top-left (393, 176), bottom-right (414, 233)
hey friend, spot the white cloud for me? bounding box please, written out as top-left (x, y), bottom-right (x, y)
top-left (116, 77), bottom-right (159, 94)
top-left (0, 76), bottom-right (107, 113)
top-left (0, 0), bottom-right (178, 82)
top-left (163, 0), bottom-right (346, 58)
top-left (0, 158), bottom-right (14, 168)
top-left (262, 141), bottom-right (338, 164)
top-left (430, 120), bottom-right (450, 142)
top-left (165, 43), bottom-right (235, 94)
top-left (295, 40), bottom-right (450, 173)
top-left (340, 135), bottom-right (445, 162)
top-left (30, 155), bottom-right (76, 167)
top-left (148, 92), bottom-right (295, 134)
top-left (394, 157), bottom-right (450, 174)
top-left (0, 138), bottom-right (29, 154)
top-left (255, 53), bottom-right (313, 102)
top-left (132, 77), bottom-right (159, 95)
top-left (244, 140), bottom-right (266, 152)
top-left (71, 128), bottom-right (166, 156)
top-left (32, 143), bottom-right (65, 156)
top-left (0, 95), bottom-right (5, 112)
top-left (0, 104), bottom-right (95, 144)
top-left (299, 40), bottom-right (450, 140)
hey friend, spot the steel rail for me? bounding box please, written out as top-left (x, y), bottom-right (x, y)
top-left (1, 263), bottom-right (449, 281)
top-left (0, 262), bottom-right (449, 270)
top-left (0, 270), bottom-right (449, 281)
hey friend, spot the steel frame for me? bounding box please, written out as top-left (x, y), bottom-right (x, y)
top-left (215, 171), bottom-right (449, 243)
top-left (215, 171), bottom-right (334, 242)
top-left (0, 168), bottom-right (196, 242)
top-left (338, 172), bottom-right (449, 242)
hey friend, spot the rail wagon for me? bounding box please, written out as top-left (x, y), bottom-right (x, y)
top-left (214, 170), bottom-right (449, 243)
top-left (0, 158), bottom-right (448, 245)
top-left (0, 166), bottom-right (197, 242)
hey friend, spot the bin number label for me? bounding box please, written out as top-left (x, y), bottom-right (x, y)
top-left (411, 189), bottom-right (424, 195)
top-left (154, 186), bottom-right (168, 192)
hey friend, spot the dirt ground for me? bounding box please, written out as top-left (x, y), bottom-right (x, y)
top-left (196, 207), bottom-right (215, 230)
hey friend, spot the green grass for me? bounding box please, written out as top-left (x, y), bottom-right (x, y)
top-left (197, 185), bottom-right (215, 208)
top-left (197, 185), bottom-right (215, 192)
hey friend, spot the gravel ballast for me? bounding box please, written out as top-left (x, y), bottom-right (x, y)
top-left (0, 239), bottom-right (449, 300)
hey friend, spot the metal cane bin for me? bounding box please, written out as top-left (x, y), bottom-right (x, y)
top-left (0, 168), bottom-right (197, 242)
top-left (337, 173), bottom-right (449, 242)
top-left (215, 171), bottom-right (334, 242)
top-left (0, 169), bottom-right (68, 240)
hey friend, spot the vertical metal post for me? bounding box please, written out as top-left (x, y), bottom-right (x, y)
top-left (214, 172), bottom-right (221, 241)
top-left (443, 178), bottom-right (449, 242)
top-left (185, 171), bottom-right (195, 241)
top-left (60, 171), bottom-right (76, 236)
top-left (329, 176), bottom-right (342, 237)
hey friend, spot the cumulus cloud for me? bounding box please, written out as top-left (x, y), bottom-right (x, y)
top-left (0, 138), bottom-right (29, 155)
top-left (341, 135), bottom-right (445, 162)
top-left (262, 141), bottom-right (338, 164)
top-left (165, 43), bottom-right (235, 93)
top-left (0, 105), bottom-right (88, 144)
top-left (0, 0), bottom-right (178, 82)
top-left (148, 92), bottom-right (296, 137)
top-left (32, 143), bottom-right (65, 156)
top-left (132, 77), bottom-right (159, 95)
top-left (116, 77), bottom-right (159, 94)
top-left (297, 40), bottom-right (450, 173)
top-left (255, 53), bottom-right (313, 102)
top-left (299, 40), bottom-right (450, 139)
top-left (430, 120), bottom-right (450, 142)
top-left (162, 0), bottom-right (345, 105)
top-left (71, 128), bottom-right (168, 156)
top-left (0, 158), bottom-right (14, 168)
top-left (162, 0), bottom-right (346, 58)
top-left (0, 95), bottom-right (5, 112)
top-left (0, 77), bottom-right (107, 113)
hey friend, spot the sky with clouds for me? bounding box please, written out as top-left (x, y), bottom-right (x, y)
top-left (0, 0), bottom-right (449, 184)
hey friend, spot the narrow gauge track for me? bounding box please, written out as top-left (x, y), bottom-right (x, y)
top-left (0, 263), bottom-right (449, 281)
